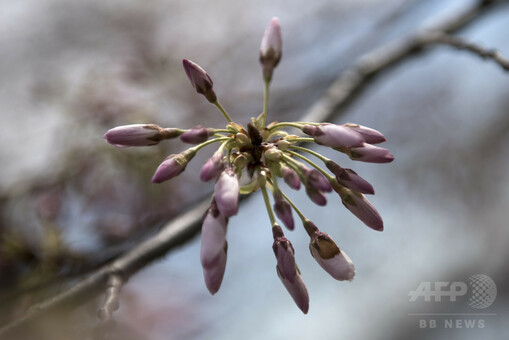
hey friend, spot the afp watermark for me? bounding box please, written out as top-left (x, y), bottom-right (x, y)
top-left (407, 274), bottom-right (497, 329)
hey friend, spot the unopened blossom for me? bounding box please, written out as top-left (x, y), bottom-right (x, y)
top-left (151, 149), bottom-right (196, 183)
top-left (303, 123), bottom-right (364, 148)
top-left (273, 191), bottom-right (294, 230)
top-left (333, 184), bottom-right (384, 231)
top-left (326, 160), bottom-right (374, 194)
top-left (201, 200), bottom-right (228, 294)
top-left (182, 59), bottom-right (217, 103)
top-left (260, 17), bottom-right (282, 81)
top-left (345, 143), bottom-right (394, 163)
top-left (180, 126), bottom-right (215, 144)
top-left (200, 150), bottom-right (225, 182)
top-left (104, 124), bottom-right (180, 147)
top-left (344, 123), bottom-right (386, 144)
top-left (105, 16), bottom-right (394, 313)
top-left (281, 166), bottom-right (301, 190)
top-left (214, 167), bottom-right (239, 217)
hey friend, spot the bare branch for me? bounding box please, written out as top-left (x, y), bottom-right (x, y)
top-left (0, 0), bottom-right (502, 337)
top-left (422, 31), bottom-right (509, 71)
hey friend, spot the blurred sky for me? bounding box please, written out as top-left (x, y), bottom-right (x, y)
top-left (1, 0), bottom-right (508, 339)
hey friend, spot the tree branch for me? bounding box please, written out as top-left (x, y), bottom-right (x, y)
top-left (423, 31), bottom-right (509, 71)
top-left (0, 0), bottom-right (503, 336)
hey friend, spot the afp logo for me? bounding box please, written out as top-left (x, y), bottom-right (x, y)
top-left (408, 274), bottom-right (497, 309)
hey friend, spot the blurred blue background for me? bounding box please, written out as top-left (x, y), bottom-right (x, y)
top-left (0, 0), bottom-right (508, 339)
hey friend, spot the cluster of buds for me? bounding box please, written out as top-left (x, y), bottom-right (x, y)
top-left (104, 17), bottom-right (393, 313)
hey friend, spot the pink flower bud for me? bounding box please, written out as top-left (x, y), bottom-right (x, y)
top-left (182, 59), bottom-right (217, 103)
top-left (344, 123), bottom-right (386, 144)
top-left (325, 161), bottom-right (374, 194)
top-left (336, 187), bottom-right (383, 231)
top-left (348, 143), bottom-right (394, 163)
top-left (306, 123), bottom-right (364, 148)
top-left (104, 124), bottom-right (179, 147)
top-left (281, 166), bottom-right (301, 190)
top-left (305, 186), bottom-right (327, 206)
top-left (201, 200), bottom-right (228, 269)
top-left (203, 244), bottom-right (227, 295)
top-left (180, 126), bottom-right (215, 144)
top-left (277, 266), bottom-right (309, 314)
top-left (259, 17), bottom-right (282, 81)
top-left (272, 229), bottom-right (297, 282)
top-left (309, 231), bottom-right (355, 281)
top-left (273, 192), bottom-right (294, 230)
top-left (151, 149), bottom-right (196, 183)
top-left (200, 150), bottom-right (225, 182)
top-left (304, 169), bottom-right (332, 193)
top-left (214, 168), bottom-right (239, 217)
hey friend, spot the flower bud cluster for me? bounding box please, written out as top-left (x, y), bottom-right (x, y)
top-left (104, 17), bottom-right (394, 313)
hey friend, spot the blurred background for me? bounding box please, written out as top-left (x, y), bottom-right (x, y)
top-left (0, 0), bottom-right (508, 339)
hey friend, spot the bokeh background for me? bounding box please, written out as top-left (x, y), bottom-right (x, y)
top-left (1, 0), bottom-right (508, 339)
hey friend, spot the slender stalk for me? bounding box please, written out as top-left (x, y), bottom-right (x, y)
top-left (289, 145), bottom-right (330, 163)
top-left (269, 122), bottom-right (305, 131)
top-left (261, 79), bottom-right (270, 127)
top-left (277, 188), bottom-right (307, 222)
top-left (285, 137), bottom-right (315, 143)
top-left (284, 151), bottom-right (334, 181)
top-left (214, 129), bottom-right (231, 134)
top-left (260, 186), bottom-right (276, 225)
top-left (192, 137), bottom-right (230, 152)
top-left (213, 101), bottom-right (233, 122)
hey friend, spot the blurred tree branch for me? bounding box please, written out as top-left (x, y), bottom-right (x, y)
top-left (0, 0), bottom-right (504, 337)
top-left (423, 31), bottom-right (509, 71)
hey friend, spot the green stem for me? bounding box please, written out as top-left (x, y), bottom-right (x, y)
top-left (192, 137), bottom-right (230, 152)
top-left (261, 79), bottom-right (270, 127)
top-left (214, 129), bottom-right (231, 134)
top-left (289, 145), bottom-right (330, 163)
top-left (284, 137), bottom-right (315, 143)
top-left (269, 122), bottom-right (305, 131)
top-left (284, 151), bottom-right (334, 181)
top-left (260, 185), bottom-right (276, 225)
top-left (214, 101), bottom-right (233, 123)
top-left (277, 187), bottom-right (307, 222)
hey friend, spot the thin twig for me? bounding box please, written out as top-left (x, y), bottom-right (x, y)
top-left (0, 0), bottom-right (502, 337)
top-left (423, 31), bottom-right (509, 71)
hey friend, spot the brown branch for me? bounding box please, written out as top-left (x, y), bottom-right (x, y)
top-left (0, 0), bottom-right (502, 337)
top-left (423, 31), bottom-right (509, 71)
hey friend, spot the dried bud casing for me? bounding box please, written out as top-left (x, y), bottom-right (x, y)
top-left (182, 59), bottom-right (217, 103)
top-left (309, 231), bottom-right (355, 281)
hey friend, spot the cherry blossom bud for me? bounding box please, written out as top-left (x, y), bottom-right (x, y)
top-left (335, 186), bottom-right (383, 231)
top-left (281, 166), bottom-right (301, 190)
top-left (272, 226), bottom-right (297, 281)
top-left (309, 231), bottom-right (355, 281)
top-left (203, 243), bottom-right (227, 295)
top-left (200, 150), bottom-right (225, 182)
top-left (348, 143), bottom-right (394, 163)
top-left (344, 123), bottom-right (386, 144)
top-left (214, 167), bottom-right (239, 217)
top-left (304, 123), bottom-right (364, 148)
top-left (277, 266), bottom-right (309, 314)
top-left (305, 186), bottom-right (327, 206)
top-left (182, 59), bottom-right (217, 103)
top-left (151, 149), bottom-right (196, 183)
top-left (201, 200), bottom-right (228, 270)
top-left (273, 191), bottom-right (294, 230)
top-left (180, 126), bottom-right (215, 144)
top-left (259, 17), bottom-right (282, 82)
top-left (325, 160), bottom-right (374, 194)
top-left (304, 169), bottom-right (332, 193)
top-left (104, 124), bottom-right (180, 147)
